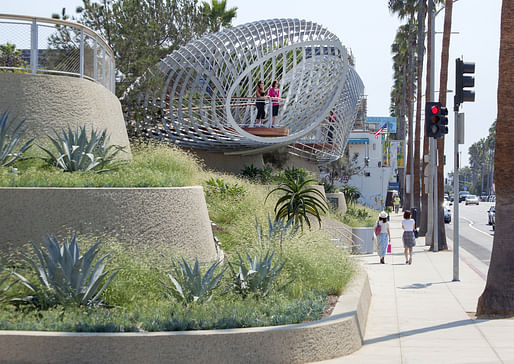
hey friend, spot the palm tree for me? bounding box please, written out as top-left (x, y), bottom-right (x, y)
top-left (432, 0), bottom-right (453, 251)
top-left (477, 0), bottom-right (514, 317)
top-left (200, 0), bottom-right (237, 33)
top-left (389, 0), bottom-right (420, 211)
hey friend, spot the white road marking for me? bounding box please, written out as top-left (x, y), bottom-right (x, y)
top-left (460, 216), bottom-right (494, 238)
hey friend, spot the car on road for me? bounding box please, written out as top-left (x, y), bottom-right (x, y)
top-left (487, 206), bottom-right (495, 225)
top-left (465, 195), bottom-right (480, 205)
top-left (459, 191), bottom-right (470, 202)
top-left (444, 206), bottom-right (451, 223)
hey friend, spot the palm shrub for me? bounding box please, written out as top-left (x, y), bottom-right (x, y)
top-left (228, 250), bottom-right (287, 298)
top-left (340, 184), bottom-right (360, 206)
top-left (15, 234), bottom-right (120, 308)
top-left (266, 177), bottom-right (328, 230)
top-left (0, 110), bottom-right (34, 167)
top-left (39, 126), bottom-right (125, 172)
top-left (281, 167), bottom-right (308, 184)
top-left (161, 258), bottom-right (225, 304)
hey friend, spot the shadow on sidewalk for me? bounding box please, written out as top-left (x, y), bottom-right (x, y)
top-left (397, 281), bottom-right (451, 289)
top-left (363, 319), bottom-right (476, 345)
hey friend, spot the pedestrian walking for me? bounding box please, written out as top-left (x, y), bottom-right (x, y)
top-left (393, 194), bottom-right (400, 214)
top-left (402, 210), bottom-right (416, 264)
top-left (375, 211), bottom-right (391, 264)
top-left (268, 80), bottom-right (280, 126)
top-left (255, 80), bottom-right (267, 126)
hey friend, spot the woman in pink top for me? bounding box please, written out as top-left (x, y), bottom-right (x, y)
top-left (268, 80), bottom-right (280, 127)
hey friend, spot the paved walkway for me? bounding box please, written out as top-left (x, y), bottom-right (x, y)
top-left (315, 212), bottom-right (514, 364)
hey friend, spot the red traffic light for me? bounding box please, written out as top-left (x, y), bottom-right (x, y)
top-left (431, 105), bottom-right (440, 114)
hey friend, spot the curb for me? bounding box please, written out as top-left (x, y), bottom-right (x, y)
top-left (0, 269), bottom-right (371, 364)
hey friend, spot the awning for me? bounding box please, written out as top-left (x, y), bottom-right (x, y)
top-left (347, 138), bottom-right (369, 144)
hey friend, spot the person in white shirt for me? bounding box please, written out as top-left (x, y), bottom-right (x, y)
top-left (401, 210), bottom-right (416, 264)
top-left (375, 211), bottom-right (391, 264)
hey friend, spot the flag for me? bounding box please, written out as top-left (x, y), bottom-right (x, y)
top-left (374, 122), bottom-right (388, 138)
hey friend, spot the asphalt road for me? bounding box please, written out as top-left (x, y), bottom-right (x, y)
top-left (445, 201), bottom-right (495, 266)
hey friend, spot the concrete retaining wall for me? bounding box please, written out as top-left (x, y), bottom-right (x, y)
top-left (0, 269), bottom-right (371, 364)
top-left (0, 73), bottom-right (131, 158)
top-left (0, 187), bottom-right (217, 261)
top-left (326, 192), bottom-right (348, 214)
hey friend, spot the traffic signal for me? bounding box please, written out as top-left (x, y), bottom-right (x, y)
top-left (425, 102), bottom-right (449, 138)
top-left (455, 58), bottom-right (475, 109)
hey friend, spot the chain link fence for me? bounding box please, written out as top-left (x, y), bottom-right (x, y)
top-left (0, 14), bottom-right (115, 93)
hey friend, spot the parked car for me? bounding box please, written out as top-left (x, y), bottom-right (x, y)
top-left (444, 207), bottom-right (451, 223)
top-left (480, 195), bottom-right (488, 202)
top-left (459, 191), bottom-right (470, 202)
top-left (488, 195), bottom-right (496, 202)
top-left (487, 206), bottom-right (496, 225)
top-left (492, 211), bottom-right (496, 231)
top-left (465, 195), bottom-right (480, 205)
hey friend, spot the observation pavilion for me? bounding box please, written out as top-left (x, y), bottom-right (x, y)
top-left (124, 19), bottom-right (364, 165)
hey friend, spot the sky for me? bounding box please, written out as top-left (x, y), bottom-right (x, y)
top-left (1, 0), bottom-right (503, 175)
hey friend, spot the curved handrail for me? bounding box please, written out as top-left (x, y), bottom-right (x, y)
top-left (0, 13), bottom-right (115, 93)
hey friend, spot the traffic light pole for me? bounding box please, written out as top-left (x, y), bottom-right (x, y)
top-left (453, 109), bottom-right (460, 281)
top-left (432, 137), bottom-right (439, 252)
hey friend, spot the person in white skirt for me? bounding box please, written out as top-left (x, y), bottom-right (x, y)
top-left (402, 210), bottom-right (416, 264)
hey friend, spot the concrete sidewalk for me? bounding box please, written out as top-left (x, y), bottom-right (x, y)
top-left (315, 212), bottom-right (514, 364)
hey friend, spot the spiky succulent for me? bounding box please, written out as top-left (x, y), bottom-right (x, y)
top-left (0, 110), bottom-right (34, 167)
top-left (15, 233), bottom-right (119, 308)
top-left (228, 250), bottom-right (286, 298)
top-left (161, 258), bottom-right (225, 304)
top-left (39, 126), bottom-right (125, 172)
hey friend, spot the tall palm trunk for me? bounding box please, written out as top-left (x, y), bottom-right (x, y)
top-left (434, 0), bottom-right (452, 250)
top-left (405, 18), bottom-right (415, 211)
top-left (477, 0), bottom-right (514, 317)
top-left (414, 0), bottom-right (426, 218)
top-left (399, 66), bottom-right (408, 208)
top-left (420, 0), bottom-right (433, 236)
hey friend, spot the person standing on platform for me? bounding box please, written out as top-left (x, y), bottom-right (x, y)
top-left (255, 80), bottom-right (266, 126)
top-left (375, 211), bottom-right (391, 264)
top-left (268, 80), bottom-right (280, 127)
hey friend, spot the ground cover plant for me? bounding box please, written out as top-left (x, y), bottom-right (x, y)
top-left (0, 141), bottom-right (355, 332)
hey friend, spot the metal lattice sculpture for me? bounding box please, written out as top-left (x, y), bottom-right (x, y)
top-left (124, 19), bottom-right (364, 163)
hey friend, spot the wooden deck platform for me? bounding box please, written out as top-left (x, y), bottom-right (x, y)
top-left (242, 127), bottom-right (290, 137)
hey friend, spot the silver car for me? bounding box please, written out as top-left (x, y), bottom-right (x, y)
top-left (465, 195), bottom-right (480, 205)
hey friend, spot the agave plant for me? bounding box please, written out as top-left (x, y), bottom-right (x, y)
top-left (228, 250), bottom-right (286, 298)
top-left (0, 110), bottom-right (34, 167)
top-left (0, 265), bottom-right (15, 304)
top-left (266, 177), bottom-right (328, 230)
top-left (15, 233), bottom-right (119, 308)
top-left (161, 258), bottom-right (225, 304)
top-left (39, 126), bottom-right (125, 172)
top-left (255, 214), bottom-right (298, 250)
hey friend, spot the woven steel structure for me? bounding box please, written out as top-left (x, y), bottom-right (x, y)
top-left (124, 19), bottom-right (364, 163)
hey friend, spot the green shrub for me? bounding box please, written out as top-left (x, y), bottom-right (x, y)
top-left (39, 126), bottom-right (125, 173)
top-left (0, 265), bottom-right (15, 304)
top-left (205, 177), bottom-right (246, 197)
top-left (280, 167), bottom-right (308, 184)
top-left (340, 184), bottom-right (360, 206)
top-left (15, 234), bottom-right (120, 308)
top-left (0, 110), bottom-right (34, 167)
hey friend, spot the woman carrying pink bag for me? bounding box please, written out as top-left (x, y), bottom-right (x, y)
top-left (375, 211), bottom-right (391, 264)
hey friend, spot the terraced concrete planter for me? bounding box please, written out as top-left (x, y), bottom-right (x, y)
top-left (0, 269), bottom-right (371, 364)
top-left (352, 227), bottom-right (375, 254)
top-left (326, 192), bottom-right (347, 214)
top-left (0, 187), bottom-right (217, 261)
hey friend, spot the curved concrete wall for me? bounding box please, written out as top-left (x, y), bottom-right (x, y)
top-left (0, 187), bottom-right (217, 261)
top-left (0, 73), bottom-right (131, 158)
top-left (0, 269), bottom-right (371, 364)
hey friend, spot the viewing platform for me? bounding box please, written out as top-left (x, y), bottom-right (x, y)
top-left (242, 127), bottom-right (290, 137)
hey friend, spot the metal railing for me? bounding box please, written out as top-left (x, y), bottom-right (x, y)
top-left (0, 14), bottom-right (115, 93)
